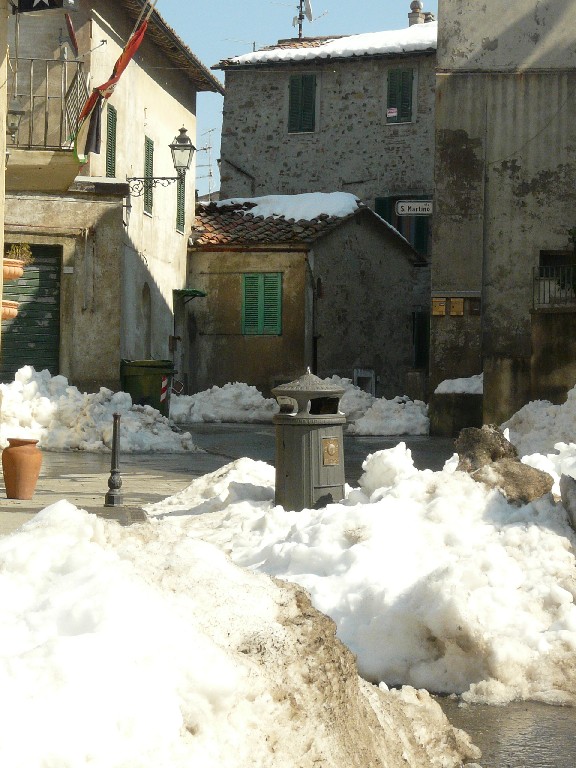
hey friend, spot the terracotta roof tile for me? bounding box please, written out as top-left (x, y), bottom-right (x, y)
top-left (190, 201), bottom-right (361, 248)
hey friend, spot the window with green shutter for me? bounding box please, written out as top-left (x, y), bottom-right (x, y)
top-left (242, 273), bottom-right (282, 335)
top-left (386, 68), bottom-right (413, 123)
top-left (288, 74), bottom-right (316, 133)
top-left (144, 136), bottom-right (154, 214)
top-left (106, 104), bottom-right (117, 178)
top-left (375, 195), bottom-right (431, 257)
top-left (176, 176), bottom-right (185, 233)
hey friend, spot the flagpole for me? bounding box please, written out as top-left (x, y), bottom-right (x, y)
top-left (129, 0), bottom-right (158, 41)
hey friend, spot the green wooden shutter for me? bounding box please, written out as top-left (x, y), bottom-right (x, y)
top-left (105, 104), bottom-right (117, 178)
top-left (262, 273), bottom-right (282, 334)
top-left (242, 274), bottom-right (261, 334)
top-left (288, 74), bottom-right (316, 133)
top-left (399, 69), bottom-right (413, 122)
top-left (387, 68), bottom-right (413, 123)
top-left (176, 176), bottom-right (185, 233)
top-left (1, 246), bottom-right (61, 381)
top-left (242, 273), bottom-right (282, 335)
top-left (144, 136), bottom-right (154, 214)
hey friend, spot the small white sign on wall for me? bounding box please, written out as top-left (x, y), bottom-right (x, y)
top-left (395, 200), bottom-right (433, 216)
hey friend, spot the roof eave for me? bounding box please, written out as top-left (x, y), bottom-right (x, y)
top-left (214, 47), bottom-right (436, 72)
top-left (121, 0), bottom-right (225, 95)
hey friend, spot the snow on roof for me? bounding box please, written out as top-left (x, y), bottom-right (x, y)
top-left (216, 192), bottom-right (361, 220)
top-left (222, 21), bottom-right (437, 67)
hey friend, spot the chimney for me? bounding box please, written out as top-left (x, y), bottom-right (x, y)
top-left (408, 0), bottom-right (425, 26)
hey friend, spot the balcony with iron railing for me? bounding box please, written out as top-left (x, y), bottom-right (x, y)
top-left (533, 265), bottom-right (576, 309)
top-left (6, 56), bottom-right (88, 192)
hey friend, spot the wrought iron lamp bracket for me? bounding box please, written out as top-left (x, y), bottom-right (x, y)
top-left (126, 173), bottom-right (184, 197)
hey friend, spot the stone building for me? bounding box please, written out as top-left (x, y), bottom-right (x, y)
top-left (214, 4), bottom-right (436, 259)
top-left (1, 0), bottom-right (223, 390)
top-left (183, 193), bottom-right (427, 398)
top-left (431, 0), bottom-right (576, 423)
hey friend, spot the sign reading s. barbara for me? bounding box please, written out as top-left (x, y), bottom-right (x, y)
top-left (395, 200), bottom-right (433, 216)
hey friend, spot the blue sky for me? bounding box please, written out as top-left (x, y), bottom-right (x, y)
top-left (156, 0), bottom-right (439, 195)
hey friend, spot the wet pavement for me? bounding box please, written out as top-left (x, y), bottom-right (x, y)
top-left (0, 423), bottom-right (457, 533)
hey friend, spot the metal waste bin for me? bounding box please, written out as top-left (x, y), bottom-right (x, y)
top-left (120, 359), bottom-right (175, 417)
top-left (272, 371), bottom-right (346, 511)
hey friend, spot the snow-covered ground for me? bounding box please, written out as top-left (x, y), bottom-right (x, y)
top-left (4, 366), bottom-right (576, 763)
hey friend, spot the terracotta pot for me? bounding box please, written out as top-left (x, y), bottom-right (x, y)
top-left (3, 258), bottom-right (24, 282)
top-left (2, 438), bottom-right (43, 500)
top-left (1, 300), bottom-right (19, 320)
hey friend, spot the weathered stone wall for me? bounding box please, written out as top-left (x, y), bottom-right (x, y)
top-left (219, 52), bottom-right (436, 207)
top-left (313, 212), bottom-right (423, 398)
top-left (431, 1), bottom-right (576, 420)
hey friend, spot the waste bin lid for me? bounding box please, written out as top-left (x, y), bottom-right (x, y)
top-left (272, 370), bottom-right (344, 415)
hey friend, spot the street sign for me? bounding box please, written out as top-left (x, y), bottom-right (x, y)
top-left (395, 200), bottom-right (433, 216)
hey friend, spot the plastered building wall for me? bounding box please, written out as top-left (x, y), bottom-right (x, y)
top-left (186, 248), bottom-right (308, 396)
top-left (4, 1), bottom-right (204, 388)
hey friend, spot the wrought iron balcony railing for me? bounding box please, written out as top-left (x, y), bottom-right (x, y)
top-left (7, 57), bottom-right (88, 151)
top-left (533, 265), bottom-right (576, 308)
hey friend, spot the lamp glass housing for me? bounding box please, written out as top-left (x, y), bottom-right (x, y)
top-left (169, 126), bottom-right (195, 175)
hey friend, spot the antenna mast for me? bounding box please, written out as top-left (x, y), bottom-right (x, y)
top-left (294, 0), bottom-right (313, 39)
top-left (296, 0), bottom-right (304, 38)
top-left (197, 129), bottom-right (216, 201)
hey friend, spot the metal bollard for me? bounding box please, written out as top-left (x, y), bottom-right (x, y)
top-left (104, 413), bottom-right (123, 507)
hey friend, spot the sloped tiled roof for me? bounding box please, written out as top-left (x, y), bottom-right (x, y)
top-left (121, 0), bottom-right (224, 94)
top-left (191, 201), bottom-right (351, 247)
top-left (190, 201), bottom-right (422, 264)
top-left (216, 22), bottom-right (437, 70)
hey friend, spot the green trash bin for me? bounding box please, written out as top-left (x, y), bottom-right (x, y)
top-left (120, 360), bottom-right (175, 417)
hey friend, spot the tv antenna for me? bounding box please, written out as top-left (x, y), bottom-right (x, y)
top-left (197, 129), bottom-right (217, 201)
top-left (292, 0), bottom-right (313, 39)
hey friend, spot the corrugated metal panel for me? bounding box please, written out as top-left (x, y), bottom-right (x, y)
top-left (1, 246), bottom-right (61, 381)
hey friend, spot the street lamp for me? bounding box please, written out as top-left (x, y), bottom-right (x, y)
top-left (127, 126), bottom-right (196, 197)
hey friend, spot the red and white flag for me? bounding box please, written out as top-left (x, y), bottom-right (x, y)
top-left (73, 3), bottom-right (154, 162)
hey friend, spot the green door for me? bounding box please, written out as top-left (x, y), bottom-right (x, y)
top-left (1, 245), bottom-right (61, 381)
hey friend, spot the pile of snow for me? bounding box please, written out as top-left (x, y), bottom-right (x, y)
top-left (170, 382), bottom-right (278, 423)
top-left (0, 367), bottom-right (195, 452)
top-left (347, 395), bottom-right (429, 436)
top-left (147, 448), bottom-right (576, 707)
top-left (435, 373), bottom-right (483, 395)
top-left (501, 388), bottom-right (576, 495)
top-left (0, 500), bottom-right (479, 768)
top-left (171, 375), bottom-right (428, 436)
top-left (228, 21), bottom-right (437, 66)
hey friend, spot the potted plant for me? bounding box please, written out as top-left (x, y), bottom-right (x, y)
top-left (3, 242), bottom-right (33, 282)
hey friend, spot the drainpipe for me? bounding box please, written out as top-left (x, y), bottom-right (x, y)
top-left (0, 0), bottom-right (8, 356)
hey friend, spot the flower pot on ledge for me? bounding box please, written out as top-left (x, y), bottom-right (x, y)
top-left (3, 258), bottom-right (24, 282)
top-left (2, 438), bottom-right (43, 500)
top-left (1, 300), bottom-right (19, 320)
